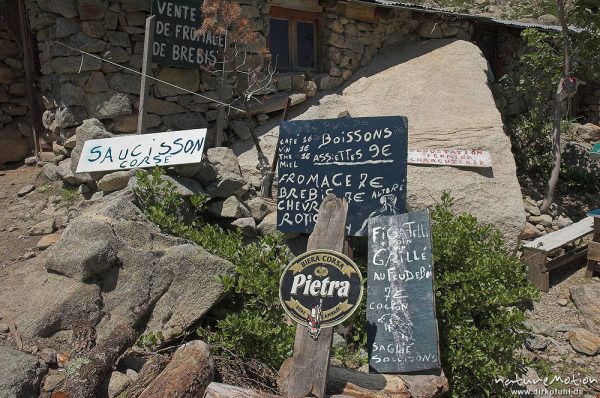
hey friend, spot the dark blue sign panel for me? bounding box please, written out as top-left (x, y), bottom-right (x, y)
top-left (367, 211), bottom-right (441, 373)
top-left (277, 116), bottom-right (408, 236)
top-left (151, 0), bottom-right (225, 68)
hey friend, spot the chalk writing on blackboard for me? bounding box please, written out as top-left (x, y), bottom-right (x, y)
top-left (367, 210), bottom-right (441, 373)
top-left (151, 0), bottom-right (225, 68)
top-left (277, 117), bottom-right (408, 236)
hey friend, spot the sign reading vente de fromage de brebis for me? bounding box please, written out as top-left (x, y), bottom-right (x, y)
top-left (277, 116), bottom-right (408, 237)
top-left (151, 0), bottom-right (225, 68)
top-left (76, 129), bottom-right (207, 173)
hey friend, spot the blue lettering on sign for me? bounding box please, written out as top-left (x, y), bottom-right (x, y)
top-left (86, 138), bottom-right (204, 169)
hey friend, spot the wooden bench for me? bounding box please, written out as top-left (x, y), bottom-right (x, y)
top-left (523, 216), bottom-right (598, 291)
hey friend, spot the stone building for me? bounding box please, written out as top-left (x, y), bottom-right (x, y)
top-left (0, 0), bottom-right (598, 164)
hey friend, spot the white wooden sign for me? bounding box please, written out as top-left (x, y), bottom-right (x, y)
top-left (408, 148), bottom-right (492, 168)
top-left (76, 129), bottom-right (207, 173)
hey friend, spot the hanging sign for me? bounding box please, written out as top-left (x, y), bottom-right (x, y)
top-left (151, 0), bottom-right (225, 68)
top-left (367, 210), bottom-right (441, 373)
top-left (76, 129), bottom-right (207, 173)
top-left (408, 148), bottom-right (492, 168)
top-left (279, 250), bottom-right (363, 338)
top-left (277, 116), bottom-right (408, 237)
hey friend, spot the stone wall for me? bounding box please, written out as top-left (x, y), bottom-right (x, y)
top-left (0, 0), bottom-right (32, 164)
top-left (319, 5), bottom-right (473, 90)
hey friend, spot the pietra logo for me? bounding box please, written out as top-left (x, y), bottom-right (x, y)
top-left (279, 250), bottom-right (363, 328)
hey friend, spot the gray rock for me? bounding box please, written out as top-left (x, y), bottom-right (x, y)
top-left (60, 82), bottom-right (86, 106)
top-left (525, 319), bottom-right (554, 337)
top-left (529, 214), bottom-right (553, 228)
top-left (38, 348), bottom-right (57, 366)
top-left (97, 170), bottom-right (135, 192)
top-left (55, 17), bottom-right (81, 38)
top-left (57, 158), bottom-right (94, 185)
top-left (163, 175), bottom-right (205, 197)
top-left (246, 197), bottom-right (273, 223)
top-left (174, 163), bottom-right (203, 179)
top-left (257, 212), bottom-right (277, 236)
top-left (162, 112), bottom-right (208, 130)
top-left (206, 147), bottom-right (242, 177)
top-left (107, 371), bottom-right (130, 398)
top-left (231, 217), bottom-right (257, 237)
top-left (78, 0), bottom-right (108, 20)
top-left (55, 106), bottom-right (88, 129)
top-left (85, 92), bottom-right (132, 120)
top-left (0, 323), bottom-right (8, 333)
top-left (85, 71), bottom-right (109, 93)
top-left (106, 30), bottom-right (129, 46)
top-left (566, 328), bottom-right (600, 356)
top-left (521, 222), bottom-right (541, 240)
top-left (146, 98), bottom-right (185, 115)
top-left (24, 156), bottom-right (38, 166)
top-left (554, 323), bottom-right (577, 333)
top-left (82, 20), bottom-right (106, 38)
top-left (193, 158), bottom-right (218, 186)
top-left (0, 347), bottom-right (47, 398)
top-left (570, 284), bottom-right (600, 332)
top-left (46, 216), bottom-right (119, 281)
top-left (230, 119), bottom-right (252, 140)
top-left (17, 185), bottom-right (35, 197)
top-left (208, 196), bottom-right (250, 218)
top-left (28, 219), bottom-right (57, 236)
top-left (51, 55), bottom-right (102, 74)
top-left (109, 73), bottom-right (141, 94)
top-left (556, 215), bottom-right (573, 229)
top-left (576, 123), bottom-right (600, 143)
top-left (524, 203), bottom-right (540, 216)
top-left (42, 371), bottom-right (64, 392)
top-left (64, 135), bottom-right (77, 149)
top-left (70, 118), bottom-right (114, 174)
top-left (38, 0), bottom-right (77, 18)
top-left (206, 173), bottom-right (246, 198)
top-left (525, 335), bottom-right (549, 351)
top-left (52, 32), bottom-right (106, 57)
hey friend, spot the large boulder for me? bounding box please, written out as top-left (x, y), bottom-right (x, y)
top-left (233, 40), bottom-right (525, 247)
top-left (0, 347), bottom-right (47, 398)
top-left (70, 118), bottom-right (114, 174)
top-left (570, 283), bottom-right (600, 333)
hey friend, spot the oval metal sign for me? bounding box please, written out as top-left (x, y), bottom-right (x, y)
top-left (279, 250), bottom-right (363, 329)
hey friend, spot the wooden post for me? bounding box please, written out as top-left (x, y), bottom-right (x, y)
top-left (137, 15), bottom-right (155, 135)
top-left (260, 96), bottom-right (292, 198)
top-left (17, 0), bottom-right (43, 155)
top-left (215, 31), bottom-right (229, 147)
top-left (524, 248), bottom-right (549, 292)
top-left (285, 195), bottom-right (348, 398)
top-left (585, 217), bottom-right (600, 277)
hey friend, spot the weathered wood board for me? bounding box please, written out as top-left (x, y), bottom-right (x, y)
top-left (151, 0), bottom-right (225, 68)
top-left (522, 216), bottom-right (594, 253)
top-left (277, 116), bottom-right (408, 236)
top-left (367, 210), bottom-right (441, 373)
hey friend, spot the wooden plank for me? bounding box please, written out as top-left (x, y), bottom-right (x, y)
top-left (338, 3), bottom-right (377, 23)
top-left (137, 16), bottom-right (155, 135)
top-left (585, 217), bottom-right (600, 277)
top-left (588, 241), bottom-right (600, 262)
top-left (326, 367), bottom-right (411, 398)
top-left (522, 216), bottom-right (594, 253)
top-left (523, 249), bottom-right (549, 292)
top-left (545, 246), bottom-right (588, 271)
top-left (201, 382), bottom-right (279, 398)
top-left (286, 195), bottom-right (348, 398)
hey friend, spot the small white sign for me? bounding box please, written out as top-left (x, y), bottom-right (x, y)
top-left (408, 148), bottom-right (492, 168)
top-left (76, 129), bottom-right (207, 173)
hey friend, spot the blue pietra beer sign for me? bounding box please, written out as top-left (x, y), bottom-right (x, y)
top-left (276, 116), bottom-right (408, 236)
top-left (367, 210), bottom-right (441, 373)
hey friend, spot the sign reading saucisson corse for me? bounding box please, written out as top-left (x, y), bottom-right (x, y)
top-left (276, 116), bottom-right (408, 237)
top-left (367, 210), bottom-right (441, 373)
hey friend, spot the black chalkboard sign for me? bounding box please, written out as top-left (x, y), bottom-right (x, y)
top-left (151, 0), bottom-right (225, 68)
top-left (277, 117), bottom-right (408, 236)
top-left (367, 210), bottom-right (440, 373)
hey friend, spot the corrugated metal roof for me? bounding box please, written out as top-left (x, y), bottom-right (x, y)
top-left (348, 0), bottom-right (570, 32)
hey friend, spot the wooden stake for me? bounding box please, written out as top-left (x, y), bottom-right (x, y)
top-left (286, 195), bottom-right (348, 398)
top-left (137, 16), bottom-right (155, 135)
top-left (585, 217), bottom-right (600, 277)
top-left (215, 31), bottom-right (229, 147)
top-left (260, 96), bottom-right (292, 198)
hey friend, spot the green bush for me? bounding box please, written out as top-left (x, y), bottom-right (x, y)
top-left (134, 169), bottom-right (538, 395)
top-left (133, 168), bottom-right (294, 368)
top-left (432, 193), bottom-right (538, 397)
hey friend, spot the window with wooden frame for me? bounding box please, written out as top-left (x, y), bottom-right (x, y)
top-left (268, 6), bottom-right (321, 71)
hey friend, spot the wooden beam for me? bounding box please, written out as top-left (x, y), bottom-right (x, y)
top-left (523, 248), bottom-right (549, 292)
top-left (286, 195), bottom-right (348, 398)
top-left (204, 382), bottom-right (279, 398)
top-left (137, 16), bottom-right (155, 135)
